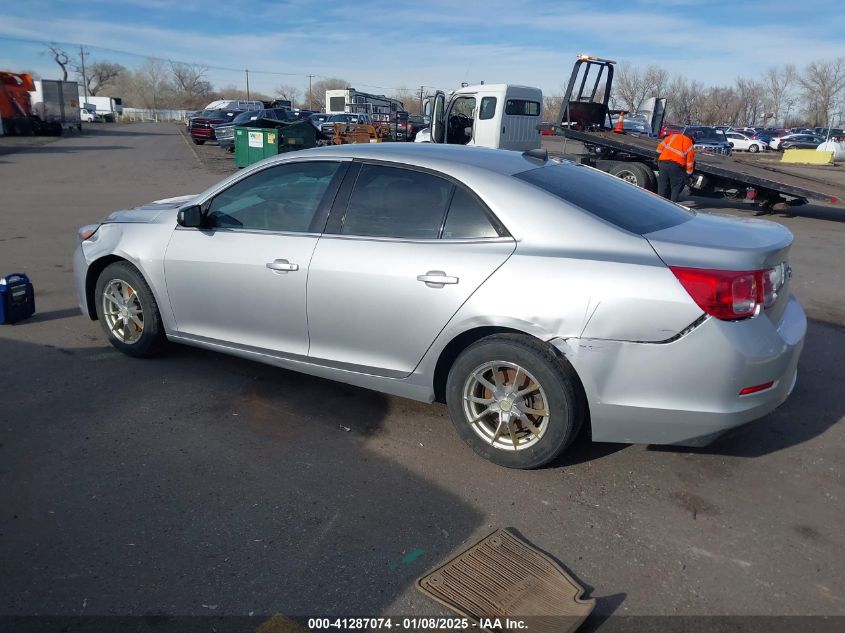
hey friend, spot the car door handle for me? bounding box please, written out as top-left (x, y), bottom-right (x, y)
top-left (266, 259), bottom-right (299, 273)
top-left (417, 271), bottom-right (459, 287)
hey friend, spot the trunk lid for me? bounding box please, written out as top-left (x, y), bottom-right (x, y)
top-left (645, 212), bottom-right (794, 323)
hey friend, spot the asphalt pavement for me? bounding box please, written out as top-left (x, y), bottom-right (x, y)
top-left (0, 124), bottom-right (843, 627)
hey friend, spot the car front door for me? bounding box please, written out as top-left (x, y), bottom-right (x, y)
top-left (306, 162), bottom-right (515, 377)
top-left (164, 160), bottom-right (346, 355)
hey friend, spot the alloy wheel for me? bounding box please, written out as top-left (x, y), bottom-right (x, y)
top-left (102, 278), bottom-right (144, 344)
top-left (462, 361), bottom-right (550, 451)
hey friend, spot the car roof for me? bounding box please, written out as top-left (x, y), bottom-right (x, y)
top-left (277, 143), bottom-right (546, 177)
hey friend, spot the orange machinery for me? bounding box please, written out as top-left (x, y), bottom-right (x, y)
top-left (0, 71), bottom-right (36, 135)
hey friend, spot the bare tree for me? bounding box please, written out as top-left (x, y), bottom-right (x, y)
top-left (666, 76), bottom-right (704, 124)
top-left (135, 58), bottom-right (174, 111)
top-left (45, 44), bottom-right (71, 81)
top-left (614, 63), bottom-right (670, 113)
top-left (733, 77), bottom-right (765, 125)
top-left (306, 77), bottom-right (350, 111)
top-left (274, 84), bottom-right (302, 107)
top-left (77, 61), bottom-right (126, 96)
top-left (798, 57), bottom-right (845, 126)
top-left (762, 65), bottom-right (795, 126)
top-left (389, 87), bottom-right (416, 112)
top-left (543, 94), bottom-right (564, 122)
top-left (215, 85), bottom-right (272, 102)
top-left (614, 62), bottom-right (644, 112)
top-left (170, 62), bottom-right (212, 108)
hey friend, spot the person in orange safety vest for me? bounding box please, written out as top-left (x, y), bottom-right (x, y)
top-left (656, 132), bottom-right (695, 202)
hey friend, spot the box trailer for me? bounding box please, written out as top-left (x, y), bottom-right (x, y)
top-left (30, 80), bottom-right (82, 131)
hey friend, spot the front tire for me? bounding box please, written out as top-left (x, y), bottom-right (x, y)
top-left (94, 262), bottom-right (166, 358)
top-left (749, 143), bottom-right (760, 153)
top-left (192, 138), bottom-right (205, 145)
top-left (445, 335), bottom-right (584, 469)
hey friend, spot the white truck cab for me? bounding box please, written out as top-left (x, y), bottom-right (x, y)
top-left (417, 84), bottom-right (542, 151)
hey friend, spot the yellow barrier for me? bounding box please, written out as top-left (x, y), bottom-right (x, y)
top-left (781, 149), bottom-right (834, 165)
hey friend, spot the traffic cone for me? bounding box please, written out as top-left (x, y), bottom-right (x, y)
top-left (612, 113), bottom-right (625, 134)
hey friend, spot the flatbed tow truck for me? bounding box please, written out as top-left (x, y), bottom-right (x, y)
top-left (549, 55), bottom-right (845, 210)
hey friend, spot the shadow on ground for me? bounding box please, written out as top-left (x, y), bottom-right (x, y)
top-left (0, 336), bottom-right (485, 617)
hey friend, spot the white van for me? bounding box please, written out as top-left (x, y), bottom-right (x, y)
top-left (417, 84), bottom-right (542, 151)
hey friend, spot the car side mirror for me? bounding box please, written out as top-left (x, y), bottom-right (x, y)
top-left (177, 205), bottom-right (203, 228)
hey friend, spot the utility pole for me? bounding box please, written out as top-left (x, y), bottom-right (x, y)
top-left (419, 85), bottom-right (424, 114)
top-left (245, 69), bottom-right (250, 100)
top-left (307, 74), bottom-right (315, 111)
top-left (79, 44), bottom-right (89, 103)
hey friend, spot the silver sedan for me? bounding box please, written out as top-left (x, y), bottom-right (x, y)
top-left (73, 144), bottom-right (806, 468)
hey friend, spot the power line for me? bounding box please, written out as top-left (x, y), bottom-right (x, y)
top-left (0, 33), bottom-right (422, 91)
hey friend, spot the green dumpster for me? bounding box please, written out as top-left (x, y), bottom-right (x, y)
top-left (234, 118), bottom-right (317, 168)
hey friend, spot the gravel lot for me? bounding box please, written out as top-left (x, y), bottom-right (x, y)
top-left (0, 124), bottom-right (843, 628)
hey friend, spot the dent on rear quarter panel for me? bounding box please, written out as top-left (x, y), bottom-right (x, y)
top-left (453, 252), bottom-right (701, 343)
top-left (578, 262), bottom-right (704, 341)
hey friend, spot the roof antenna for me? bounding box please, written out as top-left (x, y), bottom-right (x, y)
top-left (523, 148), bottom-right (548, 162)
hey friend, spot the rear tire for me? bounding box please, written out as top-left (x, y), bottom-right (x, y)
top-left (609, 162), bottom-right (656, 192)
top-left (193, 138), bottom-right (205, 145)
top-left (445, 334), bottom-right (584, 469)
top-left (94, 262), bottom-right (166, 358)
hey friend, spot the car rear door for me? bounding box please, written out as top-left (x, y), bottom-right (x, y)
top-left (305, 162), bottom-right (515, 377)
top-left (164, 160), bottom-right (346, 355)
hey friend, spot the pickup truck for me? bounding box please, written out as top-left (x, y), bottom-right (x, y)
top-left (188, 109), bottom-right (245, 145)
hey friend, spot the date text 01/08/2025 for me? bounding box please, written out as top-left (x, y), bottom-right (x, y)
top-left (307, 617), bottom-right (528, 630)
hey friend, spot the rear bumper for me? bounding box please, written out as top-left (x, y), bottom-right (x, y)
top-left (554, 295), bottom-right (806, 446)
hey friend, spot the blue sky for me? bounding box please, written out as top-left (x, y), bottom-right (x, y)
top-left (1, 0), bottom-right (844, 98)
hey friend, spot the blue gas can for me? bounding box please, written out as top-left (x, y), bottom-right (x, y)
top-left (0, 273), bottom-right (35, 324)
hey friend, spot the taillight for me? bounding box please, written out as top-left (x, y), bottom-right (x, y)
top-left (670, 265), bottom-right (787, 320)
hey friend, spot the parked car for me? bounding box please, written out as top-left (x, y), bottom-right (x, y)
top-left (779, 135), bottom-right (825, 151)
top-left (751, 131), bottom-right (775, 144)
top-left (725, 131), bottom-right (767, 153)
top-left (185, 111), bottom-right (200, 128)
top-left (610, 116), bottom-right (652, 135)
top-left (73, 143), bottom-right (805, 469)
top-left (188, 109), bottom-right (245, 145)
top-left (659, 123), bottom-right (684, 137)
top-left (816, 128), bottom-right (845, 140)
top-left (682, 126), bottom-right (733, 155)
top-left (213, 108), bottom-right (293, 151)
top-left (80, 109), bottom-right (102, 123)
top-left (770, 133), bottom-right (814, 150)
top-left (407, 114), bottom-right (427, 141)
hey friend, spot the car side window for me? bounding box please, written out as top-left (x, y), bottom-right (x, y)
top-left (341, 164), bottom-right (452, 239)
top-left (479, 97), bottom-right (497, 120)
top-left (206, 162), bottom-right (340, 232)
top-left (442, 187), bottom-right (501, 239)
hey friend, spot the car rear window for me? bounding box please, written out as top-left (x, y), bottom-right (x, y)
top-left (514, 163), bottom-right (693, 235)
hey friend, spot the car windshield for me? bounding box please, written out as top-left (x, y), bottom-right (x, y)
top-left (231, 111), bottom-right (258, 124)
top-left (688, 128), bottom-right (725, 142)
top-left (515, 163), bottom-right (693, 235)
top-left (200, 109), bottom-right (240, 119)
top-left (328, 114), bottom-right (356, 122)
